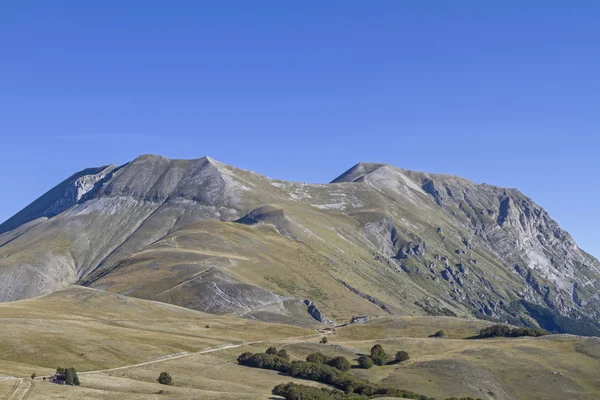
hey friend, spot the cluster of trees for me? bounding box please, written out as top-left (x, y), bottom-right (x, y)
top-left (237, 351), bottom-right (292, 371)
top-left (477, 325), bottom-right (547, 338)
top-left (273, 383), bottom-right (483, 400)
top-left (240, 345), bottom-right (409, 373)
top-left (519, 300), bottom-right (600, 337)
top-left (305, 352), bottom-right (351, 371)
top-left (266, 346), bottom-right (290, 359)
top-left (364, 344), bottom-right (409, 367)
top-left (237, 349), bottom-right (353, 373)
top-left (238, 347), bottom-right (426, 399)
top-left (273, 382), bottom-right (371, 400)
top-left (56, 367), bottom-right (80, 386)
top-left (369, 345), bottom-right (388, 366)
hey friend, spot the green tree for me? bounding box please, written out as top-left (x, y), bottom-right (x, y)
top-left (237, 352), bottom-right (291, 372)
top-left (266, 346), bottom-right (278, 355)
top-left (72, 369), bottom-right (80, 386)
top-left (370, 344), bottom-right (388, 366)
top-left (357, 355), bottom-right (373, 369)
top-left (157, 372), bottom-right (173, 385)
top-left (395, 351), bottom-right (410, 362)
top-left (478, 325), bottom-right (511, 338)
top-left (327, 356), bottom-right (351, 372)
top-left (30, 372), bottom-right (36, 380)
top-left (306, 352), bottom-right (331, 364)
top-left (320, 336), bottom-right (329, 344)
top-left (237, 352), bottom-right (254, 363)
top-left (64, 368), bottom-right (80, 386)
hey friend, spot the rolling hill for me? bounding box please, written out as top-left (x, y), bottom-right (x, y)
top-left (0, 289), bottom-right (597, 400)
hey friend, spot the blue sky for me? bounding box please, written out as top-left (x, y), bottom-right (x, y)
top-left (1, 1), bottom-right (598, 256)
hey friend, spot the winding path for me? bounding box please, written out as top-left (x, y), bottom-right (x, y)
top-left (2, 332), bottom-right (325, 399)
top-left (80, 333), bottom-right (322, 375)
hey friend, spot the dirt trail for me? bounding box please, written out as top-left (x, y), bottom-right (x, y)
top-left (20, 381), bottom-right (34, 400)
top-left (79, 333), bottom-right (322, 375)
top-left (147, 233), bottom-right (250, 260)
top-left (3, 380), bottom-right (34, 400)
top-left (2, 332), bottom-right (325, 398)
top-left (3, 380), bottom-right (20, 399)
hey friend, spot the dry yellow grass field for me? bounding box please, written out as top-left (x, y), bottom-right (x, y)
top-left (0, 288), bottom-right (599, 400)
top-left (0, 286), bottom-right (311, 375)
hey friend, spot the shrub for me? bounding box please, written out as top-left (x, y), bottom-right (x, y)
top-left (157, 372), bottom-right (173, 385)
top-left (321, 336), bottom-right (329, 344)
top-left (31, 372), bottom-right (36, 380)
top-left (266, 346), bottom-right (278, 355)
top-left (508, 327), bottom-right (547, 337)
top-left (205, 324), bottom-right (210, 329)
top-left (237, 352), bottom-right (254, 363)
top-left (64, 368), bottom-right (80, 386)
top-left (370, 344), bottom-right (388, 366)
top-left (357, 355), bottom-right (374, 369)
top-left (395, 351), bottom-right (410, 363)
top-left (294, 360), bottom-right (335, 378)
top-left (277, 349), bottom-right (290, 360)
top-left (238, 352), bottom-right (291, 372)
top-left (478, 325), bottom-right (511, 338)
top-left (306, 352), bottom-right (331, 364)
top-left (328, 356), bottom-right (351, 372)
top-left (431, 330), bottom-right (446, 338)
top-left (478, 324), bottom-right (547, 338)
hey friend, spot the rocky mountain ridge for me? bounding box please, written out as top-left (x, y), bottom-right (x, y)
top-left (1, 154), bottom-right (598, 332)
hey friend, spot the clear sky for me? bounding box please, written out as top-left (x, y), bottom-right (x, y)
top-left (1, 1), bottom-right (598, 256)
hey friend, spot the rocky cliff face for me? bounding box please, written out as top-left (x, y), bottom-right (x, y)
top-left (1, 155), bottom-right (598, 332)
top-left (403, 170), bottom-right (600, 321)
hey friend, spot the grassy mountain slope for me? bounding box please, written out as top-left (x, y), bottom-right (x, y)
top-left (1, 155), bottom-right (599, 332)
top-left (0, 286), bottom-right (311, 376)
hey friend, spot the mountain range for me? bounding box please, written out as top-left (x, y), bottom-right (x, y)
top-left (1, 154), bottom-right (599, 334)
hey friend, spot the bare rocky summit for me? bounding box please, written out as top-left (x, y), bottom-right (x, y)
top-left (1, 155), bottom-right (599, 332)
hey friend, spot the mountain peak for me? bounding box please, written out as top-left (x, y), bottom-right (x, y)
top-left (131, 153), bottom-right (219, 164)
top-left (331, 162), bottom-right (389, 183)
top-left (0, 164), bottom-right (115, 234)
top-left (132, 153), bottom-right (169, 161)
